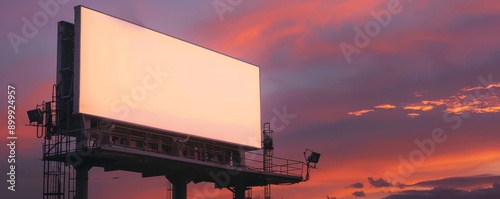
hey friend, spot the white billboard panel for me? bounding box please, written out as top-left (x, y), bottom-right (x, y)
top-left (74, 6), bottom-right (261, 148)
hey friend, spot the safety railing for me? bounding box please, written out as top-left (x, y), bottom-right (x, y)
top-left (42, 128), bottom-right (100, 158)
top-left (244, 151), bottom-right (304, 177)
top-left (42, 127), bottom-right (305, 178)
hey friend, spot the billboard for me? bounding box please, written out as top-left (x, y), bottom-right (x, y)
top-left (74, 6), bottom-right (261, 148)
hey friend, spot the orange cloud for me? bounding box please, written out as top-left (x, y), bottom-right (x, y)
top-left (443, 95), bottom-right (500, 114)
top-left (375, 104), bottom-right (397, 109)
top-left (403, 89), bottom-right (500, 115)
top-left (348, 109), bottom-right (374, 116)
top-left (422, 100), bottom-right (446, 105)
top-left (403, 100), bottom-right (445, 112)
top-left (403, 105), bottom-right (435, 111)
top-left (461, 83), bottom-right (500, 92)
top-left (348, 85), bottom-right (499, 117)
top-left (408, 95), bottom-right (500, 115)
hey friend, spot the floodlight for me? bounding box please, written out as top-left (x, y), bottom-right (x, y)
top-left (27, 109), bottom-right (43, 124)
top-left (304, 149), bottom-right (321, 164)
top-left (307, 151), bottom-right (321, 164)
top-left (303, 148), bottom-right (321, 181)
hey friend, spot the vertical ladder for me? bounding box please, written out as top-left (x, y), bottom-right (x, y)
top-left (43, 160), bottom-right (64, 199)
top-left (67, 163), bottom-right (76, 199)
top-left (43, 102), bottom-right (65, 199)
top-left (262, 123), bottom-right (273, 199)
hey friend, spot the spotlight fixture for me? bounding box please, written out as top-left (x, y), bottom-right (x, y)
top-left (307, 151), bottom-right (321, 164)
top-left (27, 109), bottom-right (43, 124)
top-left (303, 148), bottom-right (321, 181)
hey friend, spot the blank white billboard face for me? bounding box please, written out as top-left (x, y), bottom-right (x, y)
top-left (74, 6), bottom-right (261, 148)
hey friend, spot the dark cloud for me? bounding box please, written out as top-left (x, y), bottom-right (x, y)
top-left (352, 191), bottom-right (366, 197)
top-left (368, 177), bottom-right (393, 188)
top-left (384, 183), bottom-right (500, 199)
top-left (409, 174), bottom-right (500, 189)
top-left (346, 182), bottom-right (364, 189)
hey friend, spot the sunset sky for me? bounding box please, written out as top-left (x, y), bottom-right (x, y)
top-left (1, 0), bottom-right (500, 199)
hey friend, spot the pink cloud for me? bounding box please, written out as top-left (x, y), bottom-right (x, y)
top-left (407, 113), bottom-right (420, 118)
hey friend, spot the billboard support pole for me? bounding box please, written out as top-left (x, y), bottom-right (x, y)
top-left (234, 181), bottom-right (246, 199)
top-left (75, 163), bottom-right (91, 199)
top-left (165, 174), bottom-right (188, 199)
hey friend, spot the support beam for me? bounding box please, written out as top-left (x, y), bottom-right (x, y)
top-left (165, 174), bottom-right (188, 199)
top-left (75, 163), bottom-right (91, 199)
top-left (234, 185), bottom-right (246, 199)
top-left (75, 130), bottom-right (91, 199)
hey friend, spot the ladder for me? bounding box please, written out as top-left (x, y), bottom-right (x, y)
top-left (263, 123), bottom-right (273, 199)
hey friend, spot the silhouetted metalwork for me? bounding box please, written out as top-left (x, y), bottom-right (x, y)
top-left (28, 16), bottom-right (313, 199)
top-left (263, 123), bottom-right (274, 199)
